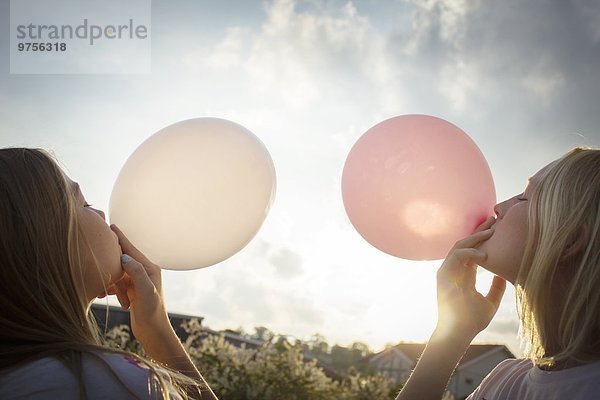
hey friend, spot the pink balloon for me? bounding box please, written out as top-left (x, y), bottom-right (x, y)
top-left (342, 114), bottom-right (496, 261)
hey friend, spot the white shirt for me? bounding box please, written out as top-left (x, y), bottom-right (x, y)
top-left (0, 351), bottom-right (182, 399)
top-left (467, 358), bottom-right (600, 400)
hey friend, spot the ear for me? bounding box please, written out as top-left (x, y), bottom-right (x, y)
top-left (559, 225), bottom-right (590, 265)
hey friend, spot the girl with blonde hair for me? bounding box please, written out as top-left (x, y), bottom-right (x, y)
top-left (397, 146), bottom-right (600, 399)
top-left (0, 147), bottom-right (218, 399)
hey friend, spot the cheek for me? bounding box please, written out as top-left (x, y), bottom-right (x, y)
top-left (506, 206), bottom-right (529, 242)
top-left (82, 243), bottom-right (123, 297)
top-left (97, 232), bottom-right (124, 284)
top-left (492, 225), bottom-right (528, 255)
top-left (477, 208), bottom-right (529, 281)
top-left (79, 229), bottom-right (123, 292)
top-left (108, 255), bottom-right (125, 285)
top-left (495, 201), bottom-right (528, 240)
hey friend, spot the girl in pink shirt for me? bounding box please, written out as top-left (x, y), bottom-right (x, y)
top-left (397, 147), bottom-right (600, 400)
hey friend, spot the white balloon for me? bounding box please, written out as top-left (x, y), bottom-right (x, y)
top-left (109, 118), bottom-right (276, 270)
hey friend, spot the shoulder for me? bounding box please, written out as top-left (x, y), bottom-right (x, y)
top-left (470, 357), bottom-right (532, 381)
top-left (466, 358), bottom-right (532, 400)
top-left (0, 351), bottom-right (175, 399)
top-left (468, 358), bottom-right (600, 400)
top-left (83, 351), bottom-right (184, 399)
top-left (83, 351), bottom-right (157, 395)
top-left (487, 357), bottom-right (533, 375)
top-left (477, 358), bottom-right (533, 386)
top-left (86, 351), bottom-right (152, 379)
top-left (0, 357), bottom-right (74, 398)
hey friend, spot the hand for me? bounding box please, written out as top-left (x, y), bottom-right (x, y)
top-left (435, 216), bottom-right (506, 341)
top-left (103, 224), bottom-right (172, 345)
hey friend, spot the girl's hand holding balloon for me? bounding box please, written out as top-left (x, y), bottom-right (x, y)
top-left (104, 224), bottom-right (172, 348)
top-left (103, 224), bottom-right (217, 398)
top-left (435, 216), bottom-right (507, 342)
top-left (396, 217), bottom-right (507, 400)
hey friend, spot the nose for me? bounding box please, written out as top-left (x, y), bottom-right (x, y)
top-left (494, 202), bottom-right (505, 219)
top-left (494, 195), bottom-right (518, 220)
top-left (92, 207), bottom-right (106, 222)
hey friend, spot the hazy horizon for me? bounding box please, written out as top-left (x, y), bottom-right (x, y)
top-left (2, 0), bottom-right (599, 356)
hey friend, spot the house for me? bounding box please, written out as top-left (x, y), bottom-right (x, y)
top-left (365, 342), bottom-right (514, 400)
top-left (91, 304), bottom-right (341, 379)
top-left (91, 303), bottom-right (204, 342)
top-left (91, 304), bottom-right (262, 349)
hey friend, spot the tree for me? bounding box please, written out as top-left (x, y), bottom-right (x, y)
top-left (251, 326), bottom-right (275, 342)
top-left (306, 333), bottom-right (329, 354)
top-left (102, 321), bottom-right (399, 400)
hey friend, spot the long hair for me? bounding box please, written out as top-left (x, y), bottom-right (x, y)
top-left (0, 148), bottom-right (199, 398)
top-left (516, 146), bottom-right (600, 367)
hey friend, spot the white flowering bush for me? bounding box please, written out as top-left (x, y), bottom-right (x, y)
top-left (102, 320), bottom-right (400, 399)
top-left (102, 324), bottom-right (145, 356)
top-left (339, 370), bottom-right (397, 400)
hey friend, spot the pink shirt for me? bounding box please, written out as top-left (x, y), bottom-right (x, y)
top-left (467, 358), bottom-right (600, 400)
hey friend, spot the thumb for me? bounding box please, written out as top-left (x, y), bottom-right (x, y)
top-left (121, 254), bottom-right (154, 297)
top-left (485, 275), bottom-right (507, 308)
top-left (112, 225), bottom-right (156, 267)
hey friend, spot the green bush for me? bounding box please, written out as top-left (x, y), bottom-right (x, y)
top-left (102, 320), bottom-right (399, 400)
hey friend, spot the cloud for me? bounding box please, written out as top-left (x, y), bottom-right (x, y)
top-left (5, 0), bottom-right (600, 352)
top-left (399, 0), bottom-right (600, 142)
top-left (131, 0), bottom-right (600, 349)
top-left (268, 247), bottom-right (304, 278)
top-left (180, 0), bottom-right (394, 114)
top-left (159, 237), bottom-right (324, 338)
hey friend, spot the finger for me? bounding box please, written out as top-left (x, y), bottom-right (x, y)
top-left (453, 228), bottom-right (494, 250)
top-left (111, 225), bottom-right (162, 280)
top-left (439, 248), bottom-right (487, 279)
top-left (437, 280), bottom-right (461, 297)
top-left (110, 224), bottom-right (155, 267)
top-left (105, 284), bottom-right (118, 296)
top-left (121, 254), bottom-right (155, 298)
top-left (485, 275), bottom-right (507, 307)
top-left (113, 276), bottom-right (131, 310)
top-left (473, 216), bottom-right (496, 233)
top-left (462, 264), bottom-right (478, 290)
top-left (449, 248), bottom-right (487, 266)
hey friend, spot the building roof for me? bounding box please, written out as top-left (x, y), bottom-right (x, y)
top-left (92, 304), bottom-right (275, 351)
top-left (91, 303), bottom-right (204, 341)
top-left (459, 344), bottom-right (514, 367)
top-left (366, 342), bottom-right (514, 369)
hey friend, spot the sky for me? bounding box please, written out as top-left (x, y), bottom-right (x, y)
top-left (1, 0), bottom-right (599, 356)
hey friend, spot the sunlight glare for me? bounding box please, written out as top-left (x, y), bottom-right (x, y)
top-left (402, 200), bottom-right (453, 237)
top-left (365, 260), bottom-right (440, 347)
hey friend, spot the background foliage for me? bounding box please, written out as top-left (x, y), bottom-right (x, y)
top-left (102, 319), bottom-right (401, 400)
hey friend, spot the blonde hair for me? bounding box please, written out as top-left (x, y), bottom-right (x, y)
top-left (516, 146), bottom-right (600, 367)
top-left (0, 148), bottom-right (200, 398)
